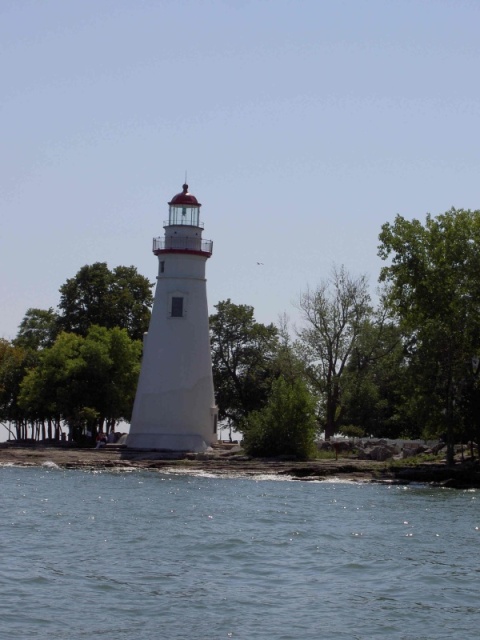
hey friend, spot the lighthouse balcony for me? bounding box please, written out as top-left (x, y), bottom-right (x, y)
top-left (153, 236), bottom-right (213, 257)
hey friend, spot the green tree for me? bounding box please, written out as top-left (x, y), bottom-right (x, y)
top-left (296, 265), bottom-right (372, 439)
top-left (19, 326), bottom-right (142, 442)
top-left (340, 317), bottom-right (410, 438)
top-left (58, 262), bottom-right (153, 340)
top-left (378, 208), bottom-right (480, 462)
top-left (14, 307), bottom-right (60, 350)
top-left (82, 325), bottom-right (142, 430)
top-left (19, 332), bottom-right (84, 440)
top-left (275, 313), bottom-right (308, 384)
top-left (242, 376), bottom-right (317, 459)
top-left (0, 339), bottom-right (36, 439)
top-left (210, 299), bottom-right (279, 428)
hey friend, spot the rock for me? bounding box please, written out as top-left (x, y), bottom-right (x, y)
top-left (402, 444), bottom-right (427, 458)
top-left (356, 449), bottom-right (371, 460)
top-left (334, 441), bottom-right (353, 452)
top-left (218, 445), bottom-right (243, 456)
top-left (429, 442), bottom-right (446, 455)
top-left (317, 440), bottom-right (353, 453)
top-left (369, 445), bottom-right (394, 461)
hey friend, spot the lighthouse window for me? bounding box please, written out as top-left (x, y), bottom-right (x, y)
top-left (160, 261), bottom-right (165, 273)
top-left (171, 296), bottom-right (184, 317)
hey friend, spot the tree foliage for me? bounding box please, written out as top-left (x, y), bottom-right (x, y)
top-left (0, 339), bottom-right (36, 436)
top-left (2, 263), bottom-right (151, 443)
top-left (296, 265), bottom-right (372, 439)
top-left (58, 262), bottom-right (153, 340)
top-left (18, 326), bottom-right (142, 441)
top-left (14, 307), bottom-right (60, 351)
top-left (209, 299), bottom-right (279, 427)
top-left (242, 376), bottom-right (317, 459)
top-left (378, 208), bottom-right (480, 460)
top-left (339, 317), bottom-right (409, 438)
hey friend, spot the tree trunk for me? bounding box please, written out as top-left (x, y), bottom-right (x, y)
top-left (446, 387), bottom-right (455, 466)
top-left (325, 400), bottom-right (336, 440)
top-left (324, 381), bottom-right (340, 440)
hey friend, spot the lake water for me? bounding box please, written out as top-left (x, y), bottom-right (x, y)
top-left (1, 465), bottom-right (479, 639)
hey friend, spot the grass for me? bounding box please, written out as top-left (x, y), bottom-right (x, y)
top-left (388, 452), bottom-right (444, 467)
top-left (313, 449), bottom-right (360, 460)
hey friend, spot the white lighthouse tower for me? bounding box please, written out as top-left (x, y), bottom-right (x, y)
top-left (127, 183), bottom-right (218, 451)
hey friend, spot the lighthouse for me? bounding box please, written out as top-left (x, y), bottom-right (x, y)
top-left (127, 183), bottom-right (218, 451)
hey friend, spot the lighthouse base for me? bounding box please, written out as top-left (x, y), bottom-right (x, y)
top-left (126, 432), bottom-right (210, 452)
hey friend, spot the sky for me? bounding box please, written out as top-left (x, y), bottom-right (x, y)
top-left (1, 0), bottom-right (480, 343)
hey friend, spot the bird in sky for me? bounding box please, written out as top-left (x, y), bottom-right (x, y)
top-left (257, 262), bottom-right (264, 265)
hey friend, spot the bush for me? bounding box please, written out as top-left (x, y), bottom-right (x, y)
top-left (242, 376), bottom-right (317, 459)
top-left (339, 424), bottom-right (365, 438)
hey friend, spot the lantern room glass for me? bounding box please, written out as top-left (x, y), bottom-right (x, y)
top-left (169, 205), bottom-right (200, 226)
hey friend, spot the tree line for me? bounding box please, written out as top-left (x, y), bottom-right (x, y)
top-left (0, 263), bottom-right (152, 443)
top-left (2, 208), bottom-right (480, 461)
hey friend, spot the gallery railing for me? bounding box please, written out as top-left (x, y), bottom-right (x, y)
top-left (153, 236), bottom-right (213, 256)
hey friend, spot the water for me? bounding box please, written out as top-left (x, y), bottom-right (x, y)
top-left (1, 465), bottom-right (479, 640)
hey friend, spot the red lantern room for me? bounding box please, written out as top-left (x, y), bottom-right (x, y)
top-left (167, 183), bottom-right (202, 227)
top-left (153, 183), bottom-right (213, 258)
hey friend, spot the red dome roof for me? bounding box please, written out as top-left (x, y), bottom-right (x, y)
top-left (168, 183), bottom-right (201, 207)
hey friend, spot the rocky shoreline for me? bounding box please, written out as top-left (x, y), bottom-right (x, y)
top-left (2, 444), bottom-right (480, 488)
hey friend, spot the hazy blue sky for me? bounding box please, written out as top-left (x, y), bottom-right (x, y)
top-left (2, 0), bottom-right (479, 341)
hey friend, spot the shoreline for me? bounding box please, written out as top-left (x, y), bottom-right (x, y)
top-left (2, 444), bottom-right (480, 488)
